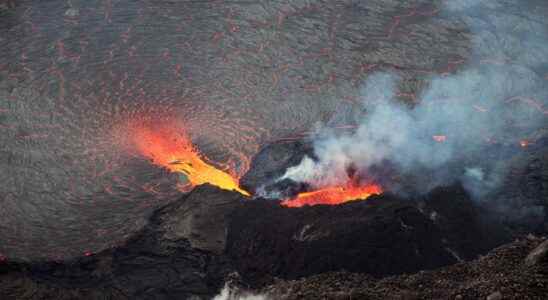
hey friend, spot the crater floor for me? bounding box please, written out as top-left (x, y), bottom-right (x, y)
top-left (0, 0), bottom-right (547, 261)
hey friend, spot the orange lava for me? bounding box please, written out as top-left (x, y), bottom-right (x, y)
top-left (281, 184), bottom-right (382, 207)
top-left (128, 122), bottom-right (250, 196)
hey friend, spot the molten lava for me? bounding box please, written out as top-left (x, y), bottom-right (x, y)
top-left (128, 123), bottom-right (250, 196)
top-left (282, 184), bottom-right (382, 207)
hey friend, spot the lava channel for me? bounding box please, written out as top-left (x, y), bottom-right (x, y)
top-left (128, 122), bottom-right (250, 196)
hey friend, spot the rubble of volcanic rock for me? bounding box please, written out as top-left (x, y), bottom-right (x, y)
top-left (262, 236), bottom-right (548, 299)
top-left (0, 183), bottom-right (512, 299)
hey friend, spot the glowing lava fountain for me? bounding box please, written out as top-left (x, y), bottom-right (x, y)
top-left (128, 122), bottom-right (250, 196)
top-left (282, 184), bottom-right (382, 207)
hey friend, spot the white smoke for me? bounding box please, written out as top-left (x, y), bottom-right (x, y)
top-left (280, 0), bottom-right (548, 199)
top-left (212, 284), bottom-right (269, 300)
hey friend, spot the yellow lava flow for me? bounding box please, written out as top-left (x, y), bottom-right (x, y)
top-left (129, 123), bottom-right (250, 196)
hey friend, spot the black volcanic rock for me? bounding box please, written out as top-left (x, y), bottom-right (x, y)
top-left (226, 186), bottom-right (510, 286)
top-left (156, 183), bottom-right (244, 254)
top-left (240, 140), bottom-right (315, 194)
top-left (498, 141), bottom-right (548, 233)
top-left (418, 185), bottom-right (510, 261)
top-left (0, 184), bottom-right (511, 298)
top-left (263, 237), bottom-right (548, 299)
top-left (0, 184), bottom-right (246, 300)
top-left (259, 178), bottom-right (311, 199)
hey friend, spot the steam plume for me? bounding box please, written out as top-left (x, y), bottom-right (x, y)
top-left (213, 284), bottom-right (269, 300)
top-left (281, 0), bottom-right (547, 203)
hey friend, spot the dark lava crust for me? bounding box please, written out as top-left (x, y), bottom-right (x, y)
top-left (0, 184), bottom-right (510, 299)
top-left (227, 185), bottom-right (508, 286)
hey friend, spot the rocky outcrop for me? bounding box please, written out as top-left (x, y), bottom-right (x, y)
top-left (156, 184), bottom-right (244, 254)
top-left (240, 141), bottom-right (314, 195)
